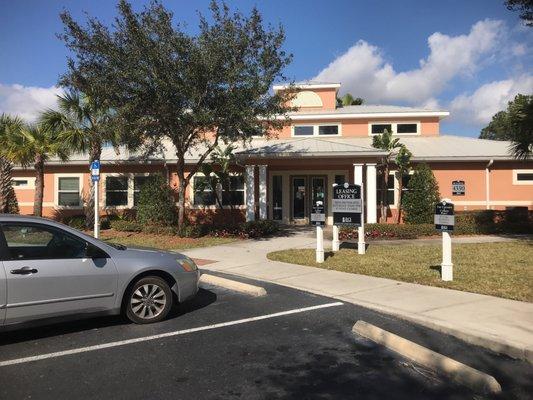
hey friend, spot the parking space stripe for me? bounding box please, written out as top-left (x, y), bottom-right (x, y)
top-left (0, 301), bottom-right (344, 367)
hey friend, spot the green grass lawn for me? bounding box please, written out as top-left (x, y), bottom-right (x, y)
top-left (267, 241), bottom-right (533, 302)
top-left (99, 230), bottom-right (238, 251)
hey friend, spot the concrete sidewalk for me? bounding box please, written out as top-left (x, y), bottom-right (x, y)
top-left (182, 232), bottom-right (533, 362)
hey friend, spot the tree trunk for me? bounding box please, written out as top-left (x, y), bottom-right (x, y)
top-left (396, 174), bottom-right (403, 224)
top-left (380, 165), bottom-right (389, 223)
top-left (33, 155), bottom-right (45, 217)
top-left (176, 159), bottom-right (187, 229)
top-left (85, 143), bottom-right (102, 229)
top-left (0, 156), bottom-right (19, 214)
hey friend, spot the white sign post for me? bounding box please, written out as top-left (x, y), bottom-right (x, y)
top-left (435, 198), bottom-right (454, 281)
top-left (332, 225), bottom-right (340, 252)
top-left (316, 225), bottom-right (324, 263)
top-left (91, 160), bottom-right (100, 239)
top-left (357, 184), bottom-right (365, 255)
top-left (311, 201), bottom-right (326, 263)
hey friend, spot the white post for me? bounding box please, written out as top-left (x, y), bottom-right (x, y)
top-left (441, 231), bottom-right (453, 281)
top-left (245, 165), bottom-right (256, 222)
top-left (353, 164), bottom-right (365, 255)
top-left (258, 165), bottom-right (267, 220)
top-left (332, 224), bottom-right (340, 252)
top-left (366, 163), bottom-right (377, 224)
top-left (94, 181), bottom-right (100, 239)
top-left (316, 225), bottom-right (324, 263)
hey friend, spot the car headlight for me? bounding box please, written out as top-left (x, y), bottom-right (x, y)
top-left (177, 257), bottom-right (198, 272)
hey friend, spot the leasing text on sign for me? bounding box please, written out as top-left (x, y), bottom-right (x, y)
top-left (332, 183), bottom-right (362, 226)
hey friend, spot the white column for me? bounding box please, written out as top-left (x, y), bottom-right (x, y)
top-left (258, 165), bottom-right (267, 220)
top-left (366, 163), bottom-right (377, 224)
top-left (353, 163), bottom-right (365, 255)
top-left (245, 165), bottom-right (256, 222)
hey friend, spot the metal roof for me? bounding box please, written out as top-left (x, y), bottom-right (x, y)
top-left (32, 135), bottom-right (522, 168)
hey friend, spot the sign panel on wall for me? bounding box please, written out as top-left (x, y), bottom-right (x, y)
top-left (435, 201), bottom-right (455, 231)
top-left (452, 180), bottom-right (465, 196)
top-left (332, 183), bottom-right (362, 227)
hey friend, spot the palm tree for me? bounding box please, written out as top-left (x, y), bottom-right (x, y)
top-left (338, 93), bottom-right (364, 107)
top-left (40, 91), bottom-right (116, 226)
top-left (395, 146), bottom-right (412, 224)
top-left (372, 129), bottom-right (403, 223)
top-left (3, 122), bottom-right (67, 216)
top-left (0, 114), bottom-right (23, 214)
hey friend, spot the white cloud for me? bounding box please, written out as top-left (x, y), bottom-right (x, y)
top-left (313, 19), bottom-right (505, 105)
top-left (0, 83), bottom-right (61, 122)
top-left (449, 75), bottom-right (533, 125)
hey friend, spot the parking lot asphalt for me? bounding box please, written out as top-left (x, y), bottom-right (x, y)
top-left (0, 272), bottom-right (531, 400)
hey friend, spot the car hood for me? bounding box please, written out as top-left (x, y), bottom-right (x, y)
top-left (114, 246), bottom-right (191, 263)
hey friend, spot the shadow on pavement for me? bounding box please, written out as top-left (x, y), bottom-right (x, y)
top-left (0, 288), bottom-right (217, 346)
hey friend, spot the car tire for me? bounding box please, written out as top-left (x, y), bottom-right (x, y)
top-left (125, 276), bottom-right (173, 324)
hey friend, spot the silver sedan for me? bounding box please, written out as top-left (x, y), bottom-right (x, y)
top-left (0, 215), bottom-right (200, 328)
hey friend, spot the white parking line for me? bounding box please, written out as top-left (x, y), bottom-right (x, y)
top-left (0, 301), bottom-right (344, 367)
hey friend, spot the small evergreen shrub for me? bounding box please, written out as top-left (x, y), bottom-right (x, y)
top-left (64, 215), bottom-right (86, 230)
top-left (136, 175), bottom-right (177, 226)
top-left (110, 220), bottom-right (142, 232)
top-left (402, 163), bottom-right (440, 224)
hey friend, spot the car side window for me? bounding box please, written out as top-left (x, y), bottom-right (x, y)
top-left (1, 223), bottom-right (88, 260)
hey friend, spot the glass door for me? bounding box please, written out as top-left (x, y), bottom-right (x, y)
top-left (310, 176), bottom-right (327, 215)
top-left (292, 177), bottom-right (307, 220)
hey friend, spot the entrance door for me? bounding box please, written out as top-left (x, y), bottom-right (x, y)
top-left (292, 176), bottom-right (307, 221)
top-left (310, 176), bottom-right (327, 215)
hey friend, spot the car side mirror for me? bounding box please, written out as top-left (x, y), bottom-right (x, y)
top-left (85, 243), bottom-right (108, 259)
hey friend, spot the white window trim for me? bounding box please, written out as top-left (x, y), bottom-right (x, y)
top-left (513, 169), bottom-right (533, 185)
top-left (368, 121), bottom-right (421, 136)
top-left (54, 173), bottom-right (84, 209)
top-left (291, 123), bottom-right (342, 137)
top-left (102, 172), bottom-right (155, 209)
top-left (377, 170), bottom-right (414, 209)
top-left (13, 177), bottom-right (36, 190)
top-left (190, 172), bottom-right (246, 210)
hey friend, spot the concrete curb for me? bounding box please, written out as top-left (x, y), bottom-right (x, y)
top-left (353, 320), bottom-right (502, 395)
top-left (199, 273), bottom-right (267, 297)
top-left (200, 267), bottom-right (532, 364)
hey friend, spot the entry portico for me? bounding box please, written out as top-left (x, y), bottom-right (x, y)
top-left (238, 137), bottom-right (384, 225)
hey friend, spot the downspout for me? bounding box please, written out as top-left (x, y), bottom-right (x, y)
top-left (485, 159), bottom-right (494, 210)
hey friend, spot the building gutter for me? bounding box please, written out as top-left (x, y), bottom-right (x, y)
top-left (486, 159), bottom-right (494, 210)
top-left (273, 111), bottom-right (450, 121)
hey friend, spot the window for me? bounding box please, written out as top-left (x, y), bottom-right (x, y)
top-left (293, 125), bottom-right (314, 136)
top-left (193, 176), bottom-right (216, 206)
top-left (377, 173), bottom-right (395, 206)
top-left (222, 176), bottom-right (245, 206)
top-left (334, 174), bottom-right (346, 185)
top-left (371, 124), bottom-right (392, 135)
top-left (513, 170), bottom-right (533, 185)
top-left (57, 177), bottom-right (81, 206)
top-left (13, 179), bottom-right (28, 187)
top-left (370, 122), bottom-right (419, 135)
top-left (105, 176), bottom-right (128, 207)
top-left (2, 223), bottom-right (89, 260)
top-left (272, 175), bottom-right (283, 220)
top-left (292, 124), bottom-right (341, 136)
top-left (397, 123), bottom-right (418, 134)
top-left (133, 176), bottom-right (154, 206)
top-left (318, 125), bottom-right (339, 135)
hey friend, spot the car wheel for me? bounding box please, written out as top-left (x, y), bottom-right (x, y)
top-left (125, 276), bottom-right (173, 324)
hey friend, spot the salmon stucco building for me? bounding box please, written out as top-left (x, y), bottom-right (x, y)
top-left (11, 82), bottom-right (533, 225)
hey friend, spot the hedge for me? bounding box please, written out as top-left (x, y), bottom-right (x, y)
top-left (110, 219), bottom-right (280, 239)
top-left (340, 210), bottom-right (532, 240)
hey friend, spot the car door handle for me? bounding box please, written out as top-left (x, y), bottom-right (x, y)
top-left (10, 267), bottom-right (38, 275)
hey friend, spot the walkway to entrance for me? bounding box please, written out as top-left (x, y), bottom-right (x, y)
top-left (182, 231), bottom-right (533, 362)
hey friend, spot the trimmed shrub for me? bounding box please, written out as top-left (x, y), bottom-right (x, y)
top-left (137, 175), bottom-right (177, 226)
top-left (340, 223), bottom-right (436, 240)
top-left (110, 220), bottom-right (142, 232)
top-left (142, 225), bottom-right (177, 235)
top-left (402, 163), bottom-right (440, 224)
top-left (100, 216), bottom-right (111, 230)
top-left (64, 215), bottom-right (86, 230)
top-left (238, 220), bottom-right (280, 238)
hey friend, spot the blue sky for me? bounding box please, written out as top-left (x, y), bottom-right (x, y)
top-left (1, 0), bottom-right (531, 136)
